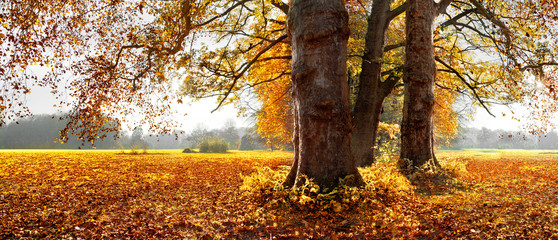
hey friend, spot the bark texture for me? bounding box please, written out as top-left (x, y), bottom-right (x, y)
top-left (285, 0), bottom-right (363, 189)
top-left (351, 0), bottom-right (399, 167)
top-left (400, 0), bottom-right (437, 169)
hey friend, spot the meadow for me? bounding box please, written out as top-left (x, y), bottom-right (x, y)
top-left (1, 149), bottom-right (557, 239)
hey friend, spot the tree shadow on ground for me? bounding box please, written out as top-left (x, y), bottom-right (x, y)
top-left (408, 171), bottom-right (472, 196)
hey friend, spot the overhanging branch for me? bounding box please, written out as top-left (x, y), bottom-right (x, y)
top-left (435, 56), bottom-right (495, 117)
top-left (211, 34), bottom-right (288, 113)
top-left (387, 2), bottom-right (407, 22)
top-left (271, 0), bottom-right (289, 15)
top-left (468, 0), bottom-right (512, 49)
top-left (436, 0), bottom-right (454, 15)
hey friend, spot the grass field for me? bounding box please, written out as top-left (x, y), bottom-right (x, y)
top-left (1, 149), bottom-right (558, 239)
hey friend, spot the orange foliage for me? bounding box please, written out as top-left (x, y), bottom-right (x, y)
top-left (249, 0), bottom-right (369, 147)
top-left (0, 150), bottom-right (291, 238)
top-left (433, 85), bottom-right (459, 146)
top-left (250, 41), bottom-right (293, 148)
top-left (2, 150), bottom-right (558, 238)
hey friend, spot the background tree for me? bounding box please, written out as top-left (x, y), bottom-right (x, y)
top-left (350, 0), bottom-right (405, 167)
top-left (216, 119), bottom-right (240, 149)
top-left (0, 114), bottom-right (120, 149)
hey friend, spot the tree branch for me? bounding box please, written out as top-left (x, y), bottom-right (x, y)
top-left (380, 71), bottom-right (402, 96)
top-left (211, 34), bottom-right (288, 112)
top-left (384, 42), bottom-right (405, 52)
top-left (468, 0), bottom-right (512, 49)
top-left (435, 56), bottom-right (495, 117)
top-left (384, 37), bottom-right (444, 52)
top-left (197, 0), bottom-right (251, 27)
top-left (519, 62), bottom-right (558, 71)
top-left (387, 2), bottom-right (407, 22)
top-left (439, 8), bottom-right (476, 29)
top-left (247, 71), bottom-right (289, 88)
top-left (436, 0), bottom-right (453, 15)
top-left (257, 55), bottom-right (292, 62)
top-left (271, 0), bottom-right (289, 15)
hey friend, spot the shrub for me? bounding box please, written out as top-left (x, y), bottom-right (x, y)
top-left (182, 148), bottom-right (195, 153)
top-left (440, 158), bottom-right (468, 178)
top-left (242, 160), bottom-right (466, 214)
top-left (241, 167), bottom-right (363, 213)
top-left (359, 162), bottom-right (415, 202)
top-left (198, 140), bottom-right (210, 153)
top-left (211, 138), bottom-right (228, 153)
top-left (376, 122), bottom-right (401, 163)
top-left (198, 137), bottom-right (229, 153)
top-left (240, 166), bottom-right (287, 203)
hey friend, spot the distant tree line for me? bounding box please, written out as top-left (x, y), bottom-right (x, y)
top-left (446, 127), bottom-right (558, 150)
top-left (180, 120), bottom-right (267, 151)
top-left (0, 114), bottom-right (268, 150)
top-left (0, 114), bottom-right (119, 149)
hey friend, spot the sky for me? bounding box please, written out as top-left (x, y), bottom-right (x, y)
top-left (466, 104), bottom-right (523, 131)
top-left (24, 85), bottom-right (251, 133)
top-left (21, 83), bottom-right (532, 134)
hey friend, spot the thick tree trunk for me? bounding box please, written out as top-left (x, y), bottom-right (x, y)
top-left (351, 0), bottom-right (399, 167)
top-left (400, 0), bottom-right (437, 169)
top-left (285, 0), bottom-right (363, 190)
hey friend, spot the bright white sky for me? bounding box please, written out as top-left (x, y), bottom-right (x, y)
top-left (25, 85), bottom-right (250, 133)
top-left (23, 84), bottom-right (531, 134)
top-left (466, 104), bottom-right (523, 131)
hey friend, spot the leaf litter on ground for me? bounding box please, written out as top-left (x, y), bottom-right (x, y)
top-left (0, 149), bottom-right (557, 239)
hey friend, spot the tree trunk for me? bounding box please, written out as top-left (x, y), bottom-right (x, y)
top-left (400, 0), bottom-right (437, 170)
top-left (285, 0), bottom-right (363, 190)
top-left (351, 0), bottom-right (399, 167)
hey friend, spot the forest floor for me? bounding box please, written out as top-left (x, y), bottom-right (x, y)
top-left (1, 149), bottom-right (557, 239)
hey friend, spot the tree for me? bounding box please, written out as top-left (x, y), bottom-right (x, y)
top-left (3, 0), bottom-right (558, 185)
top-left (0, 114), bottom-right (120, 149)
top-left (352, 0), bottom-right (558, 167)
top-left (183, 123), bottom-right (213, 148)
top-left (130, 127), bottom-right (145, 145)
top-left (284, 0), bottom-right (363, 189)
top-left (399, 0), bottom-right (438, 170)
top-left (218, 119), bottom-right (240, 149)
top-left (350, 0), bottom-right (404, 167)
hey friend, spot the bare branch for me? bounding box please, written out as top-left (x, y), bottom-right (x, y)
top-left (247, 71), bottom-right (289, 88)
top-left (211, 34), bottom-right (289, 112)
top-left (519, 62), bottom-right (558, 71)
top-left (384, 42), bottom-right (405, 52)
top-left (439, 8), bottom-right (476, 29)
top-left (257, 55), bottom-right (292, 62)
top-left (436, 0), bottom-right (454, 15)
top-left (384, 37), bottom-right (444, 52)
top-left (435, 56), bottom-right (495, 117)
top-left (387, 2), bottom-right (407, 22)
top-left (271, 0), bottom-right (289, 15)
top-left (468, 0), bottom-right (512, 49)
top-left (197, 0), bottom-right (251, 27)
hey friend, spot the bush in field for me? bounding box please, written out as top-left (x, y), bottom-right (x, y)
top-left (198, 141), bottom-right (210, 153)
top-left (182, 148), bottom-right (195, 153)
top-left (198, 138), bottom-right (229, 153)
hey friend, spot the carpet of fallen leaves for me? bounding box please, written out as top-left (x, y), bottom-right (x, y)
top-left (1, 149), bottom-right (558, 239)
